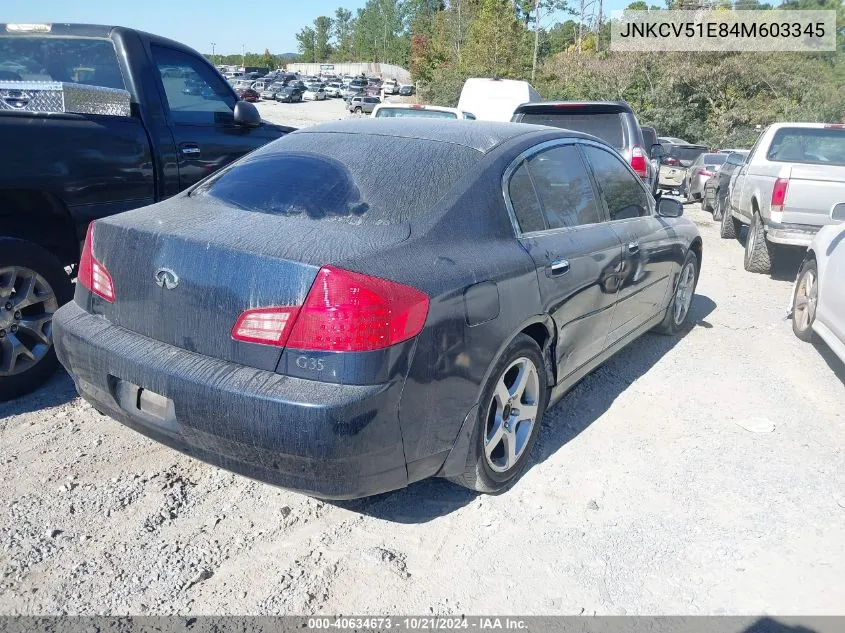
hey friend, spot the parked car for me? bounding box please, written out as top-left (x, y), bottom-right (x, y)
top-left (276, 86), bottom-right (304, 103)
top-left (789, 202), bottom-right (845, 363)
top-left (324, 83), bottom-right (343, 98)
top-left (303, 85), bottom-right (327, 101)
top-left (348, 96), bottom-right (381, 114)
top-left (0, 22), bottom-right (290, 401)
top-left (724, 123), bottom-right (845, 274)
top-left (398, 84), bottom-right (416, 96)
top-left (382, 79), bottom-right (399, 95)
top-left (682, 152), bottom-right (728, 202)
top-left (458, 77), bottom-right (539, 122)
top-left (235, 87), bottom-right (259, 103)
top-left (703, 150), bottom-right (749, 218)
top-left (658, 143), bottom-right (708, 192)
top-left (260, 82), bottom-right (286, 100)
top-left (342, 86), bottom-right (364, 100)
top-left (372, 104), bottom-right (476, 120)
top-left (659, 136), bottom-right (690, 145)
top-left (511, 101), bottom-right (659, 195)
top-left (53, 119), bottom-right (702, 499)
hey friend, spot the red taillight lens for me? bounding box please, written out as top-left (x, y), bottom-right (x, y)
top-left (78, 223), bottom-right (115, 303)
top-left (286, 266), bottom-right (429, 352)
top-left (771, 177), bottom-right (789, 212)
top-left (697, 169), bottom-right (714, 177)
top-left (663, 157), bottom-right (678, 166)
top-left (231, 306), bottom-right (300, 346)
top-left (631, 147), bottom-right (648, 178)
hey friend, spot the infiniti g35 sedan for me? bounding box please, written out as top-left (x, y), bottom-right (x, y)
top-left (54, 120), bottom-right (702, 499)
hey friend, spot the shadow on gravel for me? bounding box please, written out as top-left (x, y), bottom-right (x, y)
top-left (531, 293), bottom-right (717, 467)
top-left (744, 617), bottom-right (818, 633)
top-left (0, 369), bottom-right (77, 418)
top-left (813, 339), bottom-right (845, 383)
top-left (338, 294), bottom-right (717, 524)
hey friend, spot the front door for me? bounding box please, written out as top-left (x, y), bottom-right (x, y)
top-left (580, 143), bottom-right (677, 346)
top-left (506, 142), bottom-right (624, 379)
top-left (150, 45), bottom-right (279, 190)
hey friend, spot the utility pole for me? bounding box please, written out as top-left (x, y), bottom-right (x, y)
top-left (578, 0), bottom-right (584, 53)
top-left (241, 44), bottom-right (245, 68)
top-left (211, 42), bottom-right (216, 59)
top-left (596, 0), bottom-right (602, 52)
top-left (531, 0), bottom-right (540, 82)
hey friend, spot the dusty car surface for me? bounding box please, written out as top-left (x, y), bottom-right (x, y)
top-left (683, 152), bottom-right (727, 202)
top-left (53, 120), bottom-right (702, 500)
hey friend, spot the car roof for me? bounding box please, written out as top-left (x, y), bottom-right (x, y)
top-left (290, 119), bottom-right (597, 154)
top-left (513, 100), bottom-right (635, 115)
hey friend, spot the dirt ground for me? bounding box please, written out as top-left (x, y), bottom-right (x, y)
top-left (1, 109), bottom-right (843, 614)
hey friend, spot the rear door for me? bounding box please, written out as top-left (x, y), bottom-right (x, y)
top-left (580, 143), bottom-right (677, 346)
top-left (505, 141), bottom-right (624, 378)
top-left (149, 45), bottom-right (279, 190)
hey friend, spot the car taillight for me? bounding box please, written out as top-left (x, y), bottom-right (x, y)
top-left (771, 178), bottom-right (789, 212)
top-left (662, 157), bottom-right (679, 166)
top-left (232, 266), bottom-right (429, 352)
top-left (697, 169), bottom-right (714, 177)
top-left (631, 147), bottom-right (648, 178)
top-left (78, 223), bottom-right (115, 303)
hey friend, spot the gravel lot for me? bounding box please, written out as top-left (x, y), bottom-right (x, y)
top-left (0, 104), bottom-right (843, 615)
top-left (254, 94), bottom-right (394, 129)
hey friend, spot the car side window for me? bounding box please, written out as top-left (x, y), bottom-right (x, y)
top-left (525, 145), bottom-right (604, 229)
top-left (581, 145), bottom-right (650, 221)
top-left (508, 162), bottom-right (546, 233)
top-left (151, 45), bottom-right (236, 126)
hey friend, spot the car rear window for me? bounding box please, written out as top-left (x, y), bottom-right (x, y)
top-left (194, 132), bottom-right (481, 225)
top-left (767, 127), bottom-right (845, 165)
top-left (0, 35), bottom-right (125, 89)
top-left (666, 145), bottom-right (708, 162)
top-left (517, 113), bottom-right (624, 149)
top-left (702, 153), bottom-right (727, 165)
top-left (375, 108), bottom-right (457, 119)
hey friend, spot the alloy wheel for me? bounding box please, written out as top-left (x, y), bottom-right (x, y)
top-left (793, 269), bottom-right (817, 333)
top-left (673, 260), bottom-right (696, 325)
top-left (0, 266), bottom-right (58, 377)
top-left (484, 357), bottom-right (540, 473)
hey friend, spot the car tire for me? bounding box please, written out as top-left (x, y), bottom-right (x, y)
top-left (449, 333), bottom-right (548, 494)
top-left (744, 211), bottom-right (773, 274)
top-left (791, 258), bottom-right (818, 342)
top-left (712, 195), bottom-right (724, 221)
top-left (0, 238), bottom-right (74, 402)
top-left (719, 203), bottom-right (740, 239)
top-left (654, 250), bottom-right (699, 336)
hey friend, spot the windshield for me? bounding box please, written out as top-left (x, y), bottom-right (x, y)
top-left (518, 112), bottom-right (625, 149)
top-left (0, 35), bottom-right (125, 89)
top-left (767, 127), bottom-right (845, 165)
top-left (375, 108), bottom-right (458, 119)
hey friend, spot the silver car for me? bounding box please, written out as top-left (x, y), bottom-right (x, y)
top-left (789, 202), bottom-right (845, 363)
top-left (683, 152), bottom-right (727, 202)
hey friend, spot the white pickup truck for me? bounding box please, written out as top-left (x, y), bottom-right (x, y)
top-left (722, 122), bottom-right (845, 274)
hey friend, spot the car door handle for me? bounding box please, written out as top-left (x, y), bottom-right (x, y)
top-left (627, 241), bottom-right (640, 255)
top-left (547, 259), bottom-right (570, 277)
top-left (180, 143), bottom-right (201, 155)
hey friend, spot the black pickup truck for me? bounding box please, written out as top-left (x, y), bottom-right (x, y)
top-left (0, 23), bottom-right (291, 400)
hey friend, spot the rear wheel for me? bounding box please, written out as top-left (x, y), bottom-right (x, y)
top-left (0, 238), bottom-right (73, 402)
top-left (354, 106), bottom-right (362, 114)
top-left (713, 194), bottom-right (724, 221)
top-left (792, 258), bottom-right (818, 342)
top-left (654, 251), bottom-right (698, 335)
top-left (449, 334), bottom-right (547, 494)
top-left (720, 203), bottom-right (740, 239)
top-left (744, 211), bottom-right (773, 274)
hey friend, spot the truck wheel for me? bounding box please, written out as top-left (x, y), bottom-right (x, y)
top-left (719, 204), bottom-right (740, 239)
top-left (449, 334), bottom-right (548, 494)
top-left (712, 195), bottom-right (724, 221)
top-left (0, 238), bottom-right (74, 401)
top-left (791, 258), bottom-right (817, 342)
top-left (744, 212), bottom-right (773, 274)
top-left (354, 107), bottom-right (362, 114)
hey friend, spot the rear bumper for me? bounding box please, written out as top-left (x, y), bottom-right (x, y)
top-left (764, 220), bottom-right (821, 247)
top-left (53, 302), bottom-right (409, 499)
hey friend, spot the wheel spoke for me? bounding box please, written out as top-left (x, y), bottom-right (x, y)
top-left (517, 402), bottom-right (538, 424)
top-left (485, 414), bottom-right (505, 460)
top-left (510, 361), bottom-right (529, 400)
top-left (502, 429), bottom-right (518, 469)
top-left (795, 296), bottom-right (809, 309)
top-left (0, 268), bottom-right (16, 299)
top-left (18, 315), bottom-right (53, 346)
top-left (0, 333), bottom-right (36, 375)
top-left (494, 379), bottom-right (511, 409)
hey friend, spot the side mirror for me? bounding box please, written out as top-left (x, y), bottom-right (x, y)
top-left (650, 143), bottom-right (665, 159)
top-left (657, 197), bottom-right (683, 218)
top-left (234, 101), bottom-right (261, 128)
top-left (831, 203), bottom-right (845, 222)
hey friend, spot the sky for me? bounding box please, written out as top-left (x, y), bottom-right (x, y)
top-left (6, 0), bottom-right (631, 57)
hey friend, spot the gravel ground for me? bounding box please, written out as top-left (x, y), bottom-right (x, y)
top-left (1, 162), bottom-right (844, 613)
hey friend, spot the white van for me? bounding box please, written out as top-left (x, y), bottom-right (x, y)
top-left (371, 103), bottom-right (476, 120)
top-left (457, 78), bottom-right (542, 122)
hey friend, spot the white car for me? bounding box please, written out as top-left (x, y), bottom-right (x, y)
top-left (371, 103), bottom-right (476, 120)
top-left (790, 202), bottom-right (845, 363)
top-left (324, 83), bottom-right (343, 98)
top-left (303, 85), bottom-right (327, 101)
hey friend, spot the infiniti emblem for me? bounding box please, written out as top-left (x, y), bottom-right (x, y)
top-left (154, 268), bottom-right (179, 290)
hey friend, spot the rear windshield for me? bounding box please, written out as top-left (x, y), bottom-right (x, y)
top-left (194, 132), bottom-right (481, 225)
top-left (0, 35), bottom-right (125, 89)
top-left (701, 153), bottom-right (727, 165)
top-left (767, 127), bottom-right (845, 166)
top-left (666, 145), bottom-right (708, 162)
top-left (375, 108), bottom-right (457, 119)
top-left (518, 113), bottom-right (624, 148)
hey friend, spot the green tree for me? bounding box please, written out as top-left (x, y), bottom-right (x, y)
top-left (296, 26), bottom-right (317, 62)
top-left (314, 16), bottom-right (335, 61)
top-left (334, 8), bottom-right (355, 60)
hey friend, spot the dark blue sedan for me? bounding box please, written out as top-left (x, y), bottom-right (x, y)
top-left (54, 120), bottom-right (702, 499)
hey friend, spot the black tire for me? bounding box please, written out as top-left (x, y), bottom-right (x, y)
top-left (0, 238), bottom-right (74, 402)
top-left (791, 258), bottom-right (818, 342)
top-left (449, 334), bottom-right (548, 494)
top-left (720, 203), bottom-right (740, 239)
top-left (654, 250), bottom-right (699, 335)
top-left (702, 192), bottom-right (712, 213)
top-left (744, 211), bottom-right (773, 274)
top-left (354, 107), bottom-right (362, 114)
top-left (712, 194), bottom-right (724, 221)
